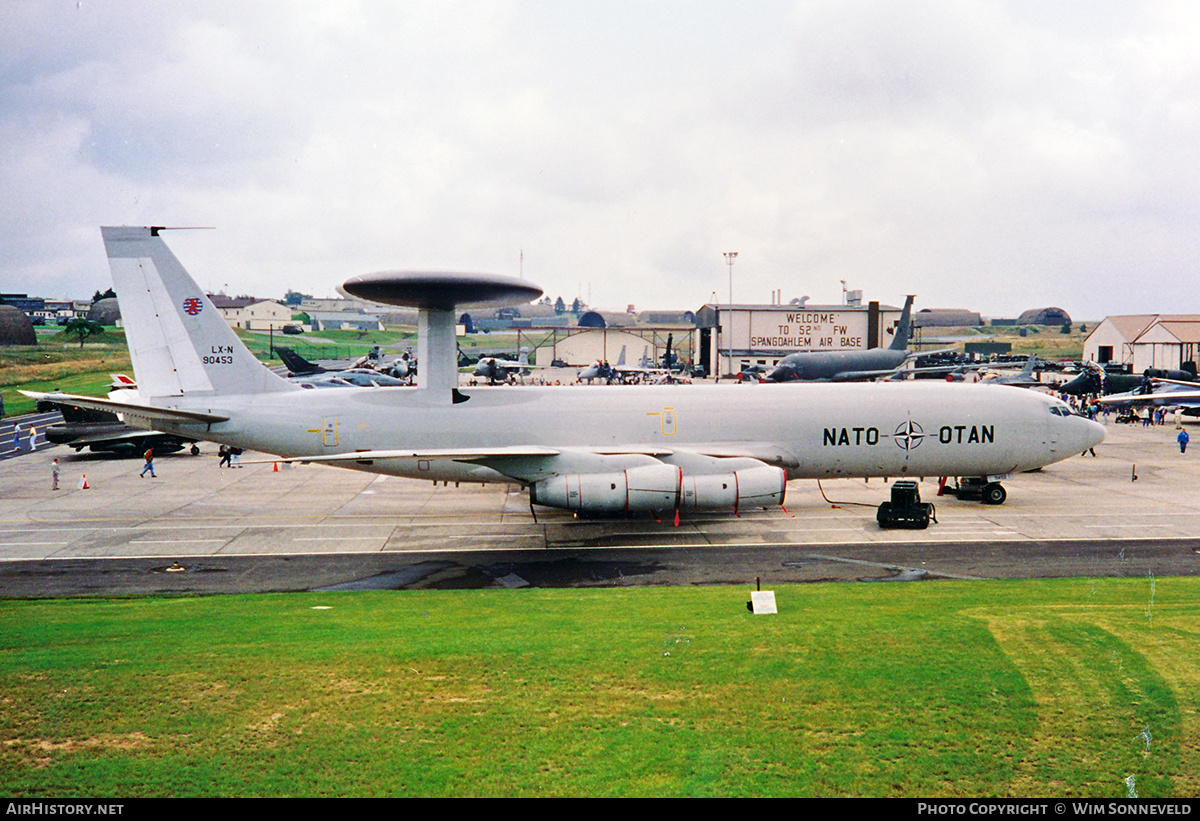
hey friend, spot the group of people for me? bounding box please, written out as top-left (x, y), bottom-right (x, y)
top-left (1060, 391), bottom-right (1191, 453)
top-left (10, 425), bottom-right (38, 451)
top-left (44, 442), bottom-right (246, 490)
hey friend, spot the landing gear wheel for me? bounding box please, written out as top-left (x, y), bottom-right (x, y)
top-left (982, 482), bottom-right (1007, 505)
top-left (190, 444), bottom-right (200, 456)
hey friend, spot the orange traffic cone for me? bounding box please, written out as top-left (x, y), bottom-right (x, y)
top-left (79, 474), bottom-right (89, 490)
top-left (273, 461), bottom-right (279, 472)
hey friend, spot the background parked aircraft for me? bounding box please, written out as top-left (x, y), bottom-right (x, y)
top-left (764, 295), bottom-right (917, 382)
top-left (276, 347), bottom-right (414, 388)
top-left (38, 375), bottom-right (198, 456)
top-left (473, 349), bottom-right (544, 384)
top-left (1059, 362), bottom-right (1198, 397)
top-left (1100, 376), bottom-right (1200, 415)
top-left (980, 356), bottom-right (1044, 388)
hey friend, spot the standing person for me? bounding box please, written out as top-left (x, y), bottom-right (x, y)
top-left (140, 447), bottom-right (156, 478)
top-left (51, 458), bottom-right (59, 490)
top-left (1179, 429), bottom-right (1190, 454)
top-left (11, 426), bottom-right (19, 450)
top-left (218, 444), bottom-right (231, 468)
top-left (28, 425), bottom-right (37, 449)
top-left (230, 446), bottom-right (243, 468)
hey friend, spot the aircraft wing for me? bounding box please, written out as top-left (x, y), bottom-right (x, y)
top-left (1149, 377), bottom-right (1200, 389)
top-left (477, 358), bottom-right (549, 369)
top-left (1100, 388), bottom-right (1200, 406)
top-left (274, 446), bottom-right (564, 463)
top-left (831, 367), bottom-right (909, 382)
top-left (266, 442), bottom-right (794, 483)
top-left (19, 391), bottom-right (230, 426)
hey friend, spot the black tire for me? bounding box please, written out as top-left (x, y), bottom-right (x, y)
top-left (983, 483), bottom-right (1007, 505)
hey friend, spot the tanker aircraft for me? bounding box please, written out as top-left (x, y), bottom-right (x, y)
top-left (25, 227), bottom-right (1105, 518)
top-left (764, 295), bottom-right (918, 382)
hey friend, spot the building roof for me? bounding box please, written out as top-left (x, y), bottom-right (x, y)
top-left (1086, 314), bottom-right (1200, 345)
top-left (912, 309), bottom-right (983, 327)
top-left (1137, 320), bottom-right (1200, 344)
top-left (1016, 306), bottom-right (1071, 325)
top-left (207, 295), bottom-right (257, 310)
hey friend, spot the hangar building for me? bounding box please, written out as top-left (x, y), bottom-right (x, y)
top-left (1084, 314), bottom-right (1200, 374)
top-left (693, 299), bottom-right (907, 378)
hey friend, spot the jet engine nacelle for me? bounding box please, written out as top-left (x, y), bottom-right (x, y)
top-left (680, 465), bottom-right (787, 511)
top-left (531, 463), bottom-right (682, 513)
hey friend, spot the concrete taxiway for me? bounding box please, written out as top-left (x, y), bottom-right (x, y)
top-left (0, 417), bottom-right (1196, 596)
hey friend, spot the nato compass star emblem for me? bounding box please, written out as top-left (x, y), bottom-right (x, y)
top-left (893, 419), bottom-right (925, 452)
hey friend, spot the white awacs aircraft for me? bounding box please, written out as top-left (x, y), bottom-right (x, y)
top-left (26, 227), bottom-right (1105, 518)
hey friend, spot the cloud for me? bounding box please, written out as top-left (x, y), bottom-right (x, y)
top-left (3, 0), bottom-right (1200, 319)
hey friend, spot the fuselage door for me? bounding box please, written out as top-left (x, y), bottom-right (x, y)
top-left (322, 418), bottom-right (339, 447)
top-left (661, 408), bottom-right (677, 436)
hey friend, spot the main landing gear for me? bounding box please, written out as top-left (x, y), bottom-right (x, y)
top-left (944, 477), bottom-right (1007, 505)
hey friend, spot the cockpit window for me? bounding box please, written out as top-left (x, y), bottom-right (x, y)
top-left (1049, 406), bottom-right (1071, 417)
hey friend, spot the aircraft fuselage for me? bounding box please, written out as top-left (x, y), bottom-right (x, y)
top-left (155, 380), bottom-right (1099, 484)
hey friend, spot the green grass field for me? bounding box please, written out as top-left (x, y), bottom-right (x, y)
top-left (2, 578), bottom-right (1196, 797)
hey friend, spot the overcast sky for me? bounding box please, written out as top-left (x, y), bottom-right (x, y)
top-left (3, 1), bottom-right (1198, 320)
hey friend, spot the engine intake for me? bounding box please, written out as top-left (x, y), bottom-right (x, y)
top-left (531, 463), bottom-right (787, 514)
top-left (681, 465), bottom-right (787, 511)
top-left (531, 463), bottom-right (682, 513)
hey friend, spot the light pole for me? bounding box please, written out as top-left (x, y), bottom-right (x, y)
top-left (724, 252), bottom-right (737, 379)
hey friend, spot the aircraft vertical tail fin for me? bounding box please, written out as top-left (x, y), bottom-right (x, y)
top-left (276, 346), bottom-right (325, 375)
top-left (615, 346), bottom-right (626, 367)
top-left (101, 226), bottom-right (295, 400)
top-left (888, 295), bottom-right (915, 351)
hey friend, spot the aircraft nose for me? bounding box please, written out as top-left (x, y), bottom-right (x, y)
top-left (1076, 416), bottom-right (1106, 451)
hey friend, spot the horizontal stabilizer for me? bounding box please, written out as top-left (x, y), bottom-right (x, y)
top-left (19, 391), bottom-right (229, 426)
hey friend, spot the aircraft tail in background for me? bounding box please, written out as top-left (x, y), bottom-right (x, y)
top-left (888, 295), bottom-right (915, 352)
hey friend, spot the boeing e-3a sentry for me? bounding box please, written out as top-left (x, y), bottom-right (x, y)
top-left (26, 227), bottom-right (1105, 518)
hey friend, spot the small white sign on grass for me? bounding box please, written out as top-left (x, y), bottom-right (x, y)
top-left (750, 590), bottom-right (777, 615)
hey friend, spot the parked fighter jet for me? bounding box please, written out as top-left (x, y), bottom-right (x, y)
top-left (37, 375), bottom-right (198, 456)
top-left (764, 295), bottom-right (918, 382)
top-left (577, 357), bottom-right (616, 384)
top-left (277, 346), bottom-right (415, 383)
top-left (473, 349), bottom-right (543, 384)
top-left (275, 347), bottom-right (413, 388)
top-left (1059, 362), bottom-right (1197, 397)
top-left (980, 356), bottom-right (1043, 388)
top-left (25, 227), bottom-right (1105, 518)
top-left (1099, 376), bottom-right (1200, 415)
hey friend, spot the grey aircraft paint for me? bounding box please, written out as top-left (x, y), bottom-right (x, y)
top-left (764, 295), bottom-right (914, 382)
top-left (25, 228), bottom-right (1106, 517)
